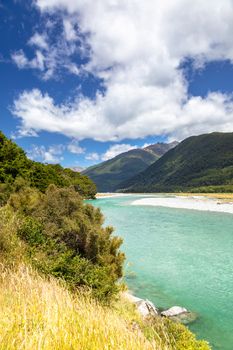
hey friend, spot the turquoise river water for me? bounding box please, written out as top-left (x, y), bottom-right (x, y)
top-left (89, 195), bottom-right (233, 350)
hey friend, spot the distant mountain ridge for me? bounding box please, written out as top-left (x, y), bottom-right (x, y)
top-left (120, 132), bottom-right (233, 193)
top-left (83, 142), bottom-right (178, 192)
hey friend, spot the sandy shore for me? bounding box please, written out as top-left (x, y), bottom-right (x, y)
top-left (96, 193), bottom-right (128, 198)
top-left (131, 195), bottom-right (233, 214)
top-left (173, 192), bottom-right (233, 202)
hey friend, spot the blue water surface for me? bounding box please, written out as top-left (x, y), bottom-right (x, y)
top-left (89, 195), bottom-right (233, 350)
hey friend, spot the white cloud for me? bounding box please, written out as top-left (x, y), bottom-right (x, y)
top-left (27, 144), bottom-right (64, 163)
top-left (63, 19), bottom-right (77, 41)
top-left (12, 49), bottom-right (46, 72)
top-left (67, 140), bottom-right (85, 154)
top-left (102, 144), bottom-right (136, 161)
top-left (12, 24), bottom-right (82, 79)
top-left (12, 88), bottom-right (233, 142)
top-left (27, 140), bottom-right (87, 163)
top-left (12, 0), bottom-right (233, 140)
top-left (142, 143), bottom-right (153, 149)
top-left (85, 152), bottom-right (100, 161)
top-left (67, 63), bottom-right (80, 75)
top-left (12, 50), bottom-right (28, 69)
top-left (29, 32), bottom-right (49, 50)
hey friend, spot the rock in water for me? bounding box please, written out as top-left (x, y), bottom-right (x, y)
top-left (161, 306), bottom-right (187, 317)
top-left (161, 306), bottom-right (197, 324)
top-left (170, 311), bottom-right (198, 325)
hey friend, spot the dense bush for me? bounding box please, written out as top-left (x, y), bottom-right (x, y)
top-left (8, 185), bottom-right (125, 301)
top-left (0, 131), bottom-right (125, 301)
top-left (0, 131), bottom-right (96, 200)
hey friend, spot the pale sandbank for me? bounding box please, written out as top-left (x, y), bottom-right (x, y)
top-left (131, 196), bottom-right (233, 214)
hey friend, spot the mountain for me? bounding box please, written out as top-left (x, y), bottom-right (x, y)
top-left (83, 142), bottom-right (178, 192)
top-left (120, 132), bottom-right (233, 193)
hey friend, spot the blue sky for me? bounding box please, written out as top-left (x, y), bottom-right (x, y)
top-left (1, 0), bottom-right (233, 168)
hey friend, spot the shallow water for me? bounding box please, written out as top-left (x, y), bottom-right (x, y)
top-left (89, 195), bottom-right (233, 350)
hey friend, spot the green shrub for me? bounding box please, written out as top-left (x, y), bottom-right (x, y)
top-left (8, 185), bottom-right (125, 302)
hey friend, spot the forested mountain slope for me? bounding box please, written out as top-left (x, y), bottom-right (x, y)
top-left (83, 142), bottom-right (177, 192)
top-left (121, 132), bottom-right (233, 193)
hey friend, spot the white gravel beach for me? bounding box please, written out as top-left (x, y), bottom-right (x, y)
top-left (131, 196), bottom-right (233, 214)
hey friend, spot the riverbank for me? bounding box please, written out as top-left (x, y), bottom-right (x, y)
top-left (131, 195), bottom-right (233, 214)
top-left (173, 192), bottom-right (233, 203)
top-left (96, 192), bottom-right (233, 213)
top-left (123, 291), bottom-right (197, 324)
top-left (96, 193), bottom-right (127, 198)
top-left (97, 192), bottom-right (233, 201)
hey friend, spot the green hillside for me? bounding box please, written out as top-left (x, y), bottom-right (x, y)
top-left (0, 131), bottom-right (96, 201)
top-left (83, 142), bottom-right (177, 192)
top-left (121, 132), bottom-right (233, 193)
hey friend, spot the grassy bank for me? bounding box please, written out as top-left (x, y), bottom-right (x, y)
top-left (0, 264), bottom-right (155, 350)
top-left (0, 264), bottom-right (210, 350)
top-left (0, 198), bottom-right (210, 350)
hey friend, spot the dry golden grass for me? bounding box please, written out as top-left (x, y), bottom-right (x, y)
top-left (0, 264), bottom-right (170, 350)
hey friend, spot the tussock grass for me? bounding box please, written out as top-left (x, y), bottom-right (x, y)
top-left (0, 265), bottom-right (167, 350)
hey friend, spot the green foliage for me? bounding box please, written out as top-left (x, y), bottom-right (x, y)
top-left (143, 317), bottom-right (210, 350)
top-left (8, 185), bottom-right (125, 301)
top-left (0, 131), bottom-right (124, 301)
top-left (163, 318), bottom-right (210, 350)
top-left (17, 217), bottom-right (45, 246)
top-left (83, 142), bottom-right (177, 192)
top-left (122, 132), bottom-right (233, 193)
top-left (0, 131), bottom-right (96, 200)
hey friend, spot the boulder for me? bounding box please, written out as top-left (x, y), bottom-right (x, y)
top-left (123, 292), bottom-right (158, 318)
top-left (123, 292), bottom-right (143, 304)
top-left (137, 299), bottom-right (158, 318)
top-left (161, 306), bottom-right (187, 317)
top-left (170, 311), bottom-right (197, 325)
top-left (161, 306), bottom-right (197, 324)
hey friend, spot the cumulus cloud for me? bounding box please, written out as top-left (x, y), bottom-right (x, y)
top-left (12, 25), bottom-right (82, 79)
top-left (101, 144), bottom-right (137, 161)
top-left (27, 140), bottom-right (86, 164)
top-left (67, 140), bottom-right (85, 154)
top-left (27, 144), bottom-right (65, 163)
top-left (85, 152), bottom-right (100, 161)
top-left (12, 50), bottom-right (29, 69)
top-left (12, 0), bottom-right (233, 140)
top-left (12, 88), bottom-right (233, 141)
top-left (29, 33), bottom-right (49, 50)
top-left (12, 49), bottom-right (45, 71)
top-left (63, 19), bottom-right (77, 41)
